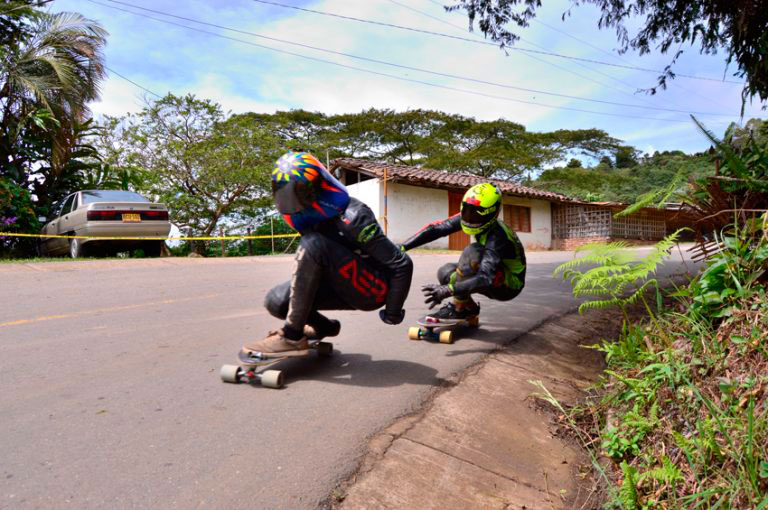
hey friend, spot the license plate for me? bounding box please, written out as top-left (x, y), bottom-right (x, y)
top-left (122, 213), bottom-right (141, 222)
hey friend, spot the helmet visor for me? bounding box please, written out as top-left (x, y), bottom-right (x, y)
top-left (461, 203), bottom-right (493, 229)
top-left (272, 180), bottom-right (316, 214)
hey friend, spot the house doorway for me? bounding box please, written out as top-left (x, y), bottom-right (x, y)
top-left (448, 191), bottom-right (470, 251)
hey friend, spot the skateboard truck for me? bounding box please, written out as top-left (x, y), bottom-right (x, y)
top-left (220, 341), bottom-right (333, 388)
top-left (408, 316), bottom-right (480, 344)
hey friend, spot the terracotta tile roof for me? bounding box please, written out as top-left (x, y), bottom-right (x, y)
top-left (331, 158), bottom-right (574, 203)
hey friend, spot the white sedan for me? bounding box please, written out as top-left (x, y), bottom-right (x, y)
top-left (39, 190), bottom-right (172, 258)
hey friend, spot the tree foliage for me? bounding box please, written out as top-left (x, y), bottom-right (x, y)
top-left (103, 94), bottom-right (283, 253)
top-left (0, 2), bottom-right (106, 256)
top-left (446, 0), bottom-right (768, 103)
top-left (243, 107), bottom-right (621, 181)
top-left (534, 148), bottom-right (714, 203)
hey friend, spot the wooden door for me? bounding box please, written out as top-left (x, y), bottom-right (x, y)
top-left (448, 191), bottom-right (470, 251)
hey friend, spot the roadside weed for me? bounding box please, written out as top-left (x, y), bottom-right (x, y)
top-left (546, 222), bottom-right (768, 508)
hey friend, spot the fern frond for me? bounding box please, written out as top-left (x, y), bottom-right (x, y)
top-left (619, 462), bottom-right (639, 510)
top-left (638, 457), bottom-right (683, 485)
top-left (578, 298), bottom-right (624, 314)
top-left (554, 253), bottom-right (621, 276)
top-left (622, 280), bottom-right (658, 306)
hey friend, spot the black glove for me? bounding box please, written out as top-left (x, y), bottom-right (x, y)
top-left (422, 284), bottom-right (452, 309)
top-left (379, 308), bottom-right (405, 325)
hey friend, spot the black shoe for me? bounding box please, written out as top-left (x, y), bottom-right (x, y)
top-left (427, 302), bottom-right (479, 323)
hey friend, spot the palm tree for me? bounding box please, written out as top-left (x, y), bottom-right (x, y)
top-left (0, 5), bottom-right (107, 206)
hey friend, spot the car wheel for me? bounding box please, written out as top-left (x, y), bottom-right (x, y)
top-left (69, 237), bottom-right (83, 258)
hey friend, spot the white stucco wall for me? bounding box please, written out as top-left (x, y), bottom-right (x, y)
top-left (383, 183), bottom-right (449, 248)
top-left (346, 178), bottom-right (380, 219)
top-left (501, 196), bottom-right (552, 249)
top-left (348, 179), bottom-right (552, 249)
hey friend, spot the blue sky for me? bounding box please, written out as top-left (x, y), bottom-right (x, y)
top-left (53, 0), bottom-right (767, 157)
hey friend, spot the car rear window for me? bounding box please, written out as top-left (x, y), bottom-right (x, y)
top-left (81, 191), bottom-right (150, 204)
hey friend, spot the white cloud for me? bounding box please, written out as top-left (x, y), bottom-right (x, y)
top-left (88, 75), bottom-right (150, 117)
top-left (54, 0), bottom-right (764, 154)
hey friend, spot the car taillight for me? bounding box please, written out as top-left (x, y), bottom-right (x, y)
top-left (141, 211), bottom-right (169, 220)
top-left (87, 210), bottom-right (121, 221)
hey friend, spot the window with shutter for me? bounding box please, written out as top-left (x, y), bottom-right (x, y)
top-left (503, 205), bottom-right (531, 233)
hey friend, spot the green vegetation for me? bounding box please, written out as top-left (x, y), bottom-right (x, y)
top-left (533, 150), bottom-right (712, 203)
top-left (548, 124), bottom-right (768, 508)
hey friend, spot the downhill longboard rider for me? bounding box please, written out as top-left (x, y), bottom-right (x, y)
top-left (242, 152), bottom-right (414, 357)
top-left (401, 183), bottom-right (526, 322)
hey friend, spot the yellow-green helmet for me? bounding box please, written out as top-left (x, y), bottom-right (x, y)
top-left (460, 183), bottom-right (502, 235)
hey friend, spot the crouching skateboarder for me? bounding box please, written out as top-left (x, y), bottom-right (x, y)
top-left (242, 151), bottom-right (413, 357)
top-left (401, 183), bottom-right (526, 324)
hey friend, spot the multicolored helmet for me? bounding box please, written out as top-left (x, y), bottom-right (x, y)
top-left (460, 183), bottom-right (502, 235)
top-left (272, 151), bottom-right (350, 233)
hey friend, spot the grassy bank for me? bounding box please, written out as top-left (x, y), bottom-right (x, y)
top-left (550, 228), bottom-right (768, 508)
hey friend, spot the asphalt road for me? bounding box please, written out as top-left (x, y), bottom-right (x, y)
top-left (0, 249), bottom-right (694, 509)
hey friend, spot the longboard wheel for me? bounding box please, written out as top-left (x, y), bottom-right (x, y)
top-left (260, 369), bottom-right (284, 389)
top-left (220, 364), bottom-right (241, 383)
top-left (317, 342), bottom-right (333, 357)
top-left (467, 316), bottom-right (480, 327)
top-left (438, 330), bottom-right (454, 344)
top-left (408, 327), bottom-right (421, 340)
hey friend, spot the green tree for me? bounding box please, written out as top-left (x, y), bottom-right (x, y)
top-left (0, 3), bottom-right (106, 255)
top-left (110, 94), bottom-right (282, 254)
top-left (447, 0), bottom-right (768, 103)
top-left (615, 145), bottom-right (639, 168)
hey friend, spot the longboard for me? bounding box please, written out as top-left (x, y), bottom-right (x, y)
top-left (407, 315), bottom-right (479, 344)
top-left (219, 341), bottom-right (333, 388)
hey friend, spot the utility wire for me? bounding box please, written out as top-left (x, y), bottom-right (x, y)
top-left (94, 0), bottom-right (734, 117)
top-left (105, 65), bottom-right (162, 97)
top-left (529, 16), bottom-right (735, 110)
top-left (252, 0), bottom-right (741, 85)
top-left (86, 0), bottom-right (705, 124)
top-left (388, 0), bottom-right (665, 110)
top-left (427, 0), bottom-right (737, 109)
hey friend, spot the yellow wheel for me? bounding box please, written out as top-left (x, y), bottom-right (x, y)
top-left (438, 330), bottom-right (454, 344)
top-left (467, 316), bottom-right (480, 327)
top-left (408, 327), bottom-right (421, 341)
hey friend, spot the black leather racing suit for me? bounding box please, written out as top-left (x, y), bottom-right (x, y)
top-left (402, 214), bottom-right (526, 301)
top-left (265, 197), bottom-right (413, 339)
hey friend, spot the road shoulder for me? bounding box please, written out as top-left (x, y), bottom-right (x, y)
top-left (333, 309), bottom-right (625, 510)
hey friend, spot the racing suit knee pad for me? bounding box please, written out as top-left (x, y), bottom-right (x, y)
top-left (437, 262), bottom-right (458, 285)
top-left (264, 281), bottom-right (290, 319)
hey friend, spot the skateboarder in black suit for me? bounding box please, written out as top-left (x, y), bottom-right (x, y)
top-left (242, 152), bottom-right (413, 357)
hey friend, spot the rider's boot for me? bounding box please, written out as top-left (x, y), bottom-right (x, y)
top-left (427, 298), bottom-right (480, 323)
top-left (241, 329), bottom-right (309, 358)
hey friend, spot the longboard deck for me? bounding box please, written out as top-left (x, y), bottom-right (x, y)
top-left (221, 341), bottom-right (333, 388)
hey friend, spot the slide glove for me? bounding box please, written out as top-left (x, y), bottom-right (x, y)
top-left (422, 284), bottom-right (452, 309)
top-left (379, 309), bottom-right (405, 325)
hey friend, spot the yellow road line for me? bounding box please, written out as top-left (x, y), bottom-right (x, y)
top-left (0, 293), bottom-right (221, 328)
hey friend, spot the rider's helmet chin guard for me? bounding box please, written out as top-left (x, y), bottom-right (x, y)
top-left (272, 151), bottom-right (350, 233)
top-left (460, 183), bottom-right (502, 235)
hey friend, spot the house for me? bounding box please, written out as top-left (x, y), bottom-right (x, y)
top-left (330, 158), bottom-right (688, 250)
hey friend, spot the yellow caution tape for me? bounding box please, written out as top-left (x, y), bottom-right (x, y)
top-left (0, 232), bottom-right (298, 241)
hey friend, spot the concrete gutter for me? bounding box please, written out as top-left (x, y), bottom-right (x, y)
top-left (333, 309), bottom-right (627, 509)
